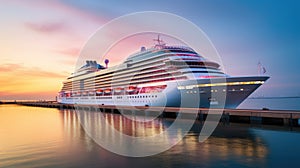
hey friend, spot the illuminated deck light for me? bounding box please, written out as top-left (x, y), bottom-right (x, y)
top-left (177, 81), bottom-right (265, 90)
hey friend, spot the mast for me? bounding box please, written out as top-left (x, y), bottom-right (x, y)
top-left (257, 61), bottom-right (267, 75)
top-left (153, 35), bottom-right (166, 49)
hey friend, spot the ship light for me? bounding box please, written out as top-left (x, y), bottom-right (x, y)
top-left (177, 80), bottom-right (265, 90)
top-left (200, 75), bottom-right (219, 79)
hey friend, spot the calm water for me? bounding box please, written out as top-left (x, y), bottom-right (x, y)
top-left (238, 97), bottom-right (300, 111)
top-left (1, 104), bottom-right (300, 168)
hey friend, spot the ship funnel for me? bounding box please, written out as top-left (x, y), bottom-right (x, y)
top-left (104, 59), bottom-right (109, 68)
top-left (141, 46), bottom-right (146, 52)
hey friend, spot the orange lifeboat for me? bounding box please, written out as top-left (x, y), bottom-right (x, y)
top-left (126, 86), bottom-right (136, 92)
top-left (96, 89), bottom-right (103, 94)
top-left (104, 88), bottom-right (112, 95)
top-left (114, 87), bottom-right (124, 95)
top-left (114, 87), bottom-right (123, 93)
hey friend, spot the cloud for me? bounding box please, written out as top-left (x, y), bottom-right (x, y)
top-left (0, 63), bottom-right (67, 99)
top-left (24, 21), bottom-right (67, 34)
top-left (55, 47), bottom-right (81, 57)
top-left (0, 63), bottom-right (67, 78)
top-left (0, 91), bottom-right (58, 101)
top-left (6, 0), bottom-right (107, 24)
top-left (0, 63), bottom-right (23, 72)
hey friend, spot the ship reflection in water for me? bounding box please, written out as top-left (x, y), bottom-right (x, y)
top-left (63, 108), bottom-right (268, 167)
top-left (2, 105), bottom-right (300, 168)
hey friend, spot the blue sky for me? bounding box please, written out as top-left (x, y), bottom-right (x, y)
top-left (63, 0), bottom-right (300, 96)
top-left (1, 0), bottom-right (299, 99)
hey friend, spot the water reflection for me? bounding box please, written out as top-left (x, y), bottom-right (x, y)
top-left (62, 108), bottom-right (268, 166)
top-left (72, 109), bottom-right (189, 156)
top-left (73, 109), bottom-right (166, 137)
top-left (1, 105), bottom-right (286, 168)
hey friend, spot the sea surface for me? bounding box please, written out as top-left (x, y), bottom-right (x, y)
top-left (1, 104), bottom-right (300, 168)
top-left (238, 97), bottom-right (300, 111)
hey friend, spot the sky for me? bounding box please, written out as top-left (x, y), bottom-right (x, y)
top-left (0, 0), bottom-right (299, 100)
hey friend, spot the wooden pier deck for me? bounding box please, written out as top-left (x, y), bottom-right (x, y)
top-left (7, 101), bottom-right (300, 127)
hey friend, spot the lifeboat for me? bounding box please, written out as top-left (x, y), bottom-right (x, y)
top-left (104, 88), bottom-right (112, 94)
top-left (114, 87), bottom-right (124, 95)
top-left (96, 89), bottom-right (103, 94)
top-left (74, 92), bottom-right (80, 96)
top-left (114, 87), bottom-right (123, 93)
top-left (75, 92), bottom-right (81, 97)
top-left (65, 92), bottom-right (71, 97)
top-left (126, 86), bottom-right (137, 93)
top-left (83, 91), bottom-right (89, 96)
top-left (89, 90), bottom-right (95, 96)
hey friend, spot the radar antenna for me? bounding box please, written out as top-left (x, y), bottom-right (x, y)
top-left (153, 34), bottom-right (166, 49)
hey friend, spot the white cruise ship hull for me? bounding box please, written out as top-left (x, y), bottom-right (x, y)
top-left (58, 76), bottom-right (268, 109)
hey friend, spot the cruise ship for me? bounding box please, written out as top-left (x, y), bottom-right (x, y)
top-left (58, 38), bottom-right (269, 108)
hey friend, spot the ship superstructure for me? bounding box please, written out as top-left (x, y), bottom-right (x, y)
top-left (58, 39), bottom-right (268, 108)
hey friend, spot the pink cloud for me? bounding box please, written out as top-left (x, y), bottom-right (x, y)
top-left (55, 47), bottom-right (81, 57)
top-left (24, 21), bottom-right (67, 34)
top-left (6, 0), bottom-right (108, 24)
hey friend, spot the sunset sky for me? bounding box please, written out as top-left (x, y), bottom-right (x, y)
top-left (1, 0), bottom-right (299, 100)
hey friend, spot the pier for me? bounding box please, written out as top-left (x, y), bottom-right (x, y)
top-left (5, 101), bottom-right (300, 127)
